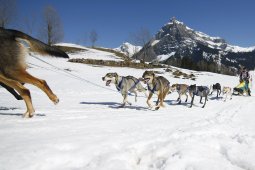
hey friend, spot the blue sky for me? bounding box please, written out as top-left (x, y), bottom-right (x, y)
top-left (14, 0), bottom-right (255, 48)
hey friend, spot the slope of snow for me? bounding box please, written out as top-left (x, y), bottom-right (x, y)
top-left (55, 43), bottom-right (124, 61)
top-left (114, 42), bottom-right (142, 57)
top-left (226, 44), bottom-right (255, 53)
top-left (0, 50), bottom-right (255, 170)
top-left (55, 43), bottom-right (87, 49)
top-left (156, 52), bottom-right (176, 61)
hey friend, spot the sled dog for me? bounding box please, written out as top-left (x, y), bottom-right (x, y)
top-left (0, 28), bottom-right (68, 117)
top-left (188, 84), bottom-right (210, 108)
top-left (210, 83), bottom-right (221, 98)
top-left (102, 72), bottom-right (146, 107)
top-left (140, 71), bottom-right (170, 110)
top-left (0, 82), bottom-right (23, 100)
top-left (169, 83), bottom-right (189, 104)
top-left (222, 87), bottom-right (232, 101)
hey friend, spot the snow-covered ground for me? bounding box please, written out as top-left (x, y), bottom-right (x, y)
top-left (0, 47), bottom-right (255, 170)
top-left (56, 43), bottom-right (124, 61)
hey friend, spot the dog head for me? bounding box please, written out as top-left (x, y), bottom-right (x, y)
top-left (212, 83), bottom-right (220, 90)
top-left (188, 84), bottom-right (196, 91)
top-left (169, 84), bottom-right (178, 93)
top-left (222, 87), bottom-right (231, 94)
top-left (102, 72), bottom-right (118, 86)
top-left (141, 71), bottom-right (155, 84)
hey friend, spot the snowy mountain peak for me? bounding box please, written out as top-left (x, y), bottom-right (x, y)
top-left (133, 17), bottom-right (255, 72)
top-left (114, 42), bottom-right (142, 57)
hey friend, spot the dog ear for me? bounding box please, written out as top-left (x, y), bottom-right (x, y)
top-left (114, 72), bottom-right (118, 77)
top-left (152, 71), bottom-right (155, 77)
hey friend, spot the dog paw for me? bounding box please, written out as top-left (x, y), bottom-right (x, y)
top-left (155, 106), bottom-right (160, 110)
top-left (54, 98), bottom-right (60, 105)
top-left (23, 111), bottom-right (34, 118)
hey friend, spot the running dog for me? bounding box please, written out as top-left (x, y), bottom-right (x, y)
top-left (140, 71), bottom-right (170, 110)
top-left (188, 84), bottom-right (210, 108)
top-left (169, 83), bottom-right (189, 104)
top-left (102, 73), bottom-right (146, 107)
top-left (0, 28), bottom-right (69, 117)
top-left (210, 83), bottom-right (221, 98)
top-left (222, 87), bottom-right (232, 101)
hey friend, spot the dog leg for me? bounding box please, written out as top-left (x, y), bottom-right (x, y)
top-left (146, 92), bottom-right (153, 108)
top-left (0, 82), bottom-right (23, 100)
top-left (160, 88), bottom-right (169, 107)
top-left (190, 94), bottom-right (194, 108)
top-left (0, 74), bottom-right (35, 117)
top-left (8, 70), bottom-right (59, 105)
top-left (156, 91), bottom-right (166, 110)
top-left (185, 93), bottom-right (188, 102)
top-left (122, 93), bottom-right (131, 106)
top-left (155, 94), bottom-right (161, 110)
top-left (133, 91), bottom-right (138, 102)
top-left (224, 94), bottom-right (227, 102)
top-left (202, 96), bottom-right (207, 108)
top-left (200, 96), bottom-right (203, 104)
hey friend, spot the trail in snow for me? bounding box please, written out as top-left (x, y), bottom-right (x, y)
top-left (0, 47), bottom-right (255, 170)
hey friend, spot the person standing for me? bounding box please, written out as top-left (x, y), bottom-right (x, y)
top-left (239, 67), bottom-right (251, 96)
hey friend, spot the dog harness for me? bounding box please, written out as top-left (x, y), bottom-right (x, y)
top-left (147, 82), bottom-right (157, 94)
top-left (116, 77), bottom-right (140, 92)
top-left (116, 77), bottom-right (124, 91)
top-left (147, 82), bottom-right (170, 94)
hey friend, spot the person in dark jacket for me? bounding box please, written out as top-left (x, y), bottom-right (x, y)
top-left (239, 67), bottom-right (251, 96)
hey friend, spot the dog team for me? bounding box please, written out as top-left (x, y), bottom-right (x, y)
top-left (0, 28), bottom-right (248, 118)
top-left (102, 71), bottom-right (234, 110)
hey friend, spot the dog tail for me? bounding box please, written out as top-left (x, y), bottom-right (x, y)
top-left (6, 28), bottom-right (69, 58)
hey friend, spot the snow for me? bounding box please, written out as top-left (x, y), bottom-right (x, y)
top-left (114, 42), bottom-right (142, 57)
top-left (226, 45), bottom-right (255, 53)
top-left (156, 52), bottom-right (176, 61)
top-left (54, 43), bottom-right (87, 50)
top-left (151, 40), bottom-right (160, 46)
top-left (1, 48), bottom-right (255, 170)
top-left (70, 47), bottom-right (123, 61)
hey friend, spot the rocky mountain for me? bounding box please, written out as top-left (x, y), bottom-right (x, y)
top-left (114, 42), bottom-right (142, 57)
top-left (133, 18), bottom-right (255, 74)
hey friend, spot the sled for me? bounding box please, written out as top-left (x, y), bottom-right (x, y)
top-left (233, 81), bottom-right (250, 95)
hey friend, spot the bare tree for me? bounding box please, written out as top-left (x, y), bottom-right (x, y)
top-left (0, 0), bottom-right (16, 28)
top-left (40, 5), bottom-right (64, 45)
top-left (89, 30), bottom-right (98, 47)
top-left (130, 27), bottom-right (152, 62)
top-left (23, 13), bottom-right (37, 35)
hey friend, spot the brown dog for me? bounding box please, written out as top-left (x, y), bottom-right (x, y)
top-left (170, 84), bottom-right (189, 104)
top-left (0, 28), bottom-right (68, 117)
top-left (141, 71), bottom-right (170, 110)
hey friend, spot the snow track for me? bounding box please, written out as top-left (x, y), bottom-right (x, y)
top-left (0, 49), bottom-right (255, 170)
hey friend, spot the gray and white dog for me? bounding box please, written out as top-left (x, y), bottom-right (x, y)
top-left (188, 84), bottom-right (210, 108)
top-left (102, 72), bottom-right (146, 107)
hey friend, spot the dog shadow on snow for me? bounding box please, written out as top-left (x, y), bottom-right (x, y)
top-left (208, 96), bottom-right (223, 100)
top-left (0, 107), bottom-right (46, 117)
top-left (164, 99), bottom-right (190, 107)
top-left (80, 101), bottom-right (149, 111)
